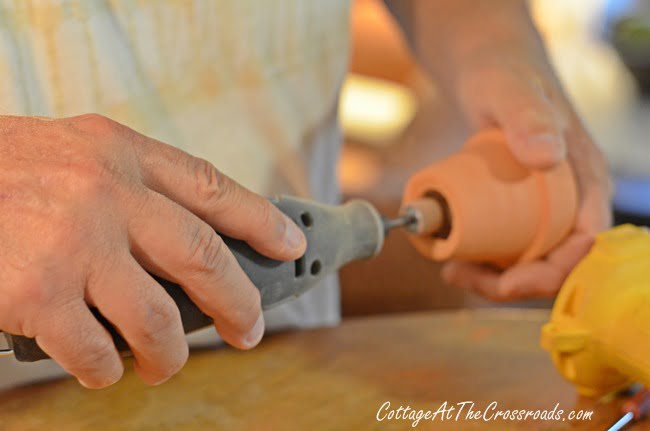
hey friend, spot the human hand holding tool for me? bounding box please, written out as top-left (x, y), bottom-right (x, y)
top-left (6, 196), bottom-right (400, 365)
top-left (0, 114), bottom-right (306, 388)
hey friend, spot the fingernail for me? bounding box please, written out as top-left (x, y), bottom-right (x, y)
top-left (243, 314), bottom-right (265, 348)
top-left (77, 367), bottom-right (122, 389)
top-left (78, 378), bottom-right (93, 389)
top-left (284, 216), bottom-right (306, 251)
top-left (150, 375), bottom-right (172, 386)
top-left (527, 133), bottom-right (566, 160)
top-left (78, 377), bottom-right (117, 389)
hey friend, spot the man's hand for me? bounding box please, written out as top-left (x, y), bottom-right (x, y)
top-left (441, 54), bottom-right (612, 301)
top-left (388, 0), bottom-right (612, 300)
top-left (0, 114), bottom-right (306, 388)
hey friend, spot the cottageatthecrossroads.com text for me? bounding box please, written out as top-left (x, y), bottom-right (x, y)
top-left (376, 401), bottom-right (594, 427)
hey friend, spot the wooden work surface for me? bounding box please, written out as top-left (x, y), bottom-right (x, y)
top-left (0, 309), bottom-right (643, 430)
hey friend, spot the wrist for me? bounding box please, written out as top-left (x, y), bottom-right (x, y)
top-left (412, 0), bottom-right (547, 90)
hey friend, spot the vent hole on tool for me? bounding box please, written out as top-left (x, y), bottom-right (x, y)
top-left (300, 212), bottom-right (314, 228)
top-left (295, 256), bottom-right (306, 278)
top-left (310, 260), bottom-right (322, 276)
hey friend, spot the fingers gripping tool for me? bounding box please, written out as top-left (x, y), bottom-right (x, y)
top-left (3, 196), bottom-right (414, 362)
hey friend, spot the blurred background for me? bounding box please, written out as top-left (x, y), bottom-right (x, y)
top-left (338, 0), bottom-right (650, 316)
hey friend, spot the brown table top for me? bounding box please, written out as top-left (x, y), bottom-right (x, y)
top-left (0, 309), bottom-right (642, 430)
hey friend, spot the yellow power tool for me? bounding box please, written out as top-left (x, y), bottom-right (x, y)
top-left (542, 224), bottom-right (650, 397)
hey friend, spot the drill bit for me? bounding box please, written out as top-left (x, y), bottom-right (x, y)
top-left (399, 198), bottom-right (446, 236)
top-left (382, 213), bottom-right (417, 234)
top-left (382, 197), bottom-right (447, 236)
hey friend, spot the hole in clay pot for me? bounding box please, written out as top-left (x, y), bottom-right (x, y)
top-left (295, 256), bottom-right (306, 278)
top-left (300, 212), bottom-right (314, 228)
top-left (310, 260), bottom-right (322, 276)
top-left (424, 191), bottom-right (452, 239)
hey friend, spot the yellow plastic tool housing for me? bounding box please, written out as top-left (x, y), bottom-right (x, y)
top-left (541, 225), bottom-right (650, 397)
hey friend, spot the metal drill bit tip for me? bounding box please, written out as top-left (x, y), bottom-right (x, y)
top-left (382, 213), bottom-right (417, 233)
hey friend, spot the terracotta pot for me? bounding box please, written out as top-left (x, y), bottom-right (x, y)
top-left (402, 129), bottom-right (578, 268)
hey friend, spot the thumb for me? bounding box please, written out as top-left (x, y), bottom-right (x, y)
top-left (490, 75), bottom-right (567, 169)
top-left (460, 67), bottom-right (568, 169)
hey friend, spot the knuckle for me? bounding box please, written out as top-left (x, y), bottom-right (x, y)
top-left (224, 292), bottom-right (261, 336)
top-left (67, 158), bottom-right (109, 193)
top-left (73, 336), bottom-right (120, 382)
top-left (516, 103), bottom-right (552, 121)
top-left (136, 299), bottom-right (181, 346)
top-left (257, 200), bottom-right (273, 230)
top-left (529, 75), bottom-right (556, 103)
top-left (68, 113), bottom-right (121, 136)
top-left (187, 227), bottom-right (229, 277)
top-left (40, 214), bottom-right (86, 257)
top-left (193, 157), bottom-right (232, 206)
top-left (11, 279), bottom-right (54, 312)
top-left (62, 158), bottom-right (115, 199)
top-left (2, 284), bottom-right (51, 337)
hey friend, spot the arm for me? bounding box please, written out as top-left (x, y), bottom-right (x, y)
top-left (385, 0), bottom-right (612, 300)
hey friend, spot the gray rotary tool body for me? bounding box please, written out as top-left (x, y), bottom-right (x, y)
top-left (6, 196), bottom-right (390, 362)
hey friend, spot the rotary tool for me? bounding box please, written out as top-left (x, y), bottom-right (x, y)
top-left (4, 195), bottom-right (419, 362)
